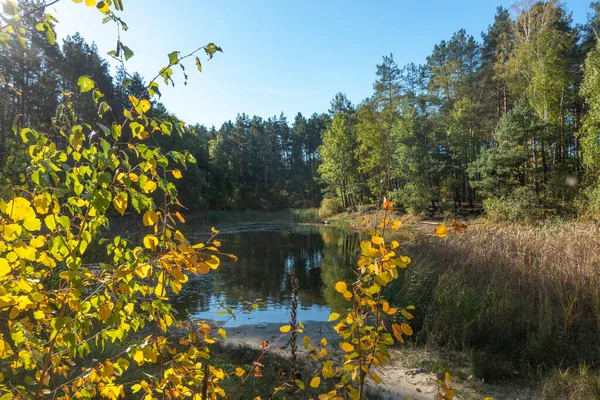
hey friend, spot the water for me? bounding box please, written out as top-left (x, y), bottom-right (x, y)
top-left (170, 223), bottom-right (362, 326)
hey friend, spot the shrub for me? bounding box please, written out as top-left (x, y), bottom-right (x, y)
top-left (318, 197), bottom-right (343, 219)
top-left (483, 186), bottom-right (546, 221)
top-left (390, 184), bottom-right (431, 215)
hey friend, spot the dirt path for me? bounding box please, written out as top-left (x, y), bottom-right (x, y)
top-left (223, 321), bottom-right (538, 399)
top-left (223, 321), bottom-right (452, 399)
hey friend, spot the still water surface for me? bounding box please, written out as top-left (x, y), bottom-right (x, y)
top-left (170, 223), bottom-right (362, 326)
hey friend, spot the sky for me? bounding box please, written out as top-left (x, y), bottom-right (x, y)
top-left (50, 0), bottom-right (592, 128)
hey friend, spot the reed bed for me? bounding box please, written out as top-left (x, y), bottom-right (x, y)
top-left (388, 222), bottom-right (600, 381)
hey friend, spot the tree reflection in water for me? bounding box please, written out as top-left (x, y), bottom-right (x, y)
top-left (170, 225), bottom-right (362, 325)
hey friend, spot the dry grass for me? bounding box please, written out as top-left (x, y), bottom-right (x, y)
top-left (387, 221), bottom-right (600, 381)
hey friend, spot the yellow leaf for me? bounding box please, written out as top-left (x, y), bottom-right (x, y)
top-left (143, 211), bottom-right (159, 226)
top-left (22, 216), bottom-right (41, 232)
top-left (128, 172), bottom-right (139, 182)
top-left (139, 99), bottom-right (151, 113)
top-left (339, 342), bottom-right (354, 352)
top-left (334, 281), bottom-right (347, 293)
top-left (33, 195), bottom-right (49, 214)
top-left (343, 291), bottom-right (352, 300)
top-left (401, 323), bottom-right (413, 336)
top-left (382, 301), bottom-right (390, 313)
top-left (435, 224), bottom-right (450, 238)
top-left (112, 193), bottom-right (127, 216)
top-left (29, 236), bottom-right (45, 248)
top-left (235, 367), bottom-right (245, 377)
top-left (401, 309), bottom-right (414, 320)
top-left (2, 224), bottom-right (22, 240)
top-left (279, 325), bottom-right (291, 333)
top-left (0, 338), bottom-right (10, 357)
top-left (391, 220), bottom-right (403, 230)
top-left (218, 328), bottom-right (227, 339)
top-left (310, 376), bottom-right (321, 388)
top-left (142, 180), bottom-right (157, 193)
top-left (0, 259), bottom-right (10, 277)
top-left (6, 197), bottom-right (34, 221)
top-left (171, 169), bottom-right (182, 179)
top-left (371, 236), bottom-right (383, 245)
top-left (135, 264), bottom-right (152, 279)
top-left (328, 312), bottom-right (340, 322)
top-left (85, 0), bottom-right (96, 6)
top-left (132, 350), bottom-right (144, 365)
top-left (175, 212), bottom-right (185, 223)
top-left (143, 235), bottom-right (159, 251)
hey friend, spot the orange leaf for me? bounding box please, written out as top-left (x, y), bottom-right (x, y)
top-left (382, 200), bottom-right (394, 212)
top-left (392, 323), bottom-right (404, 343)
top-left (451, 219), bottom-right (467, 233)
top-left (401, 323), bottom-right (413, 336)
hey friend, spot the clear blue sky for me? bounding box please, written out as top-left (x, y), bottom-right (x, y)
top-left (50, 0), bottom-right (591, 128)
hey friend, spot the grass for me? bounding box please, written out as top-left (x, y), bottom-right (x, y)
top-left (385, 221), bottom-right (600, 385)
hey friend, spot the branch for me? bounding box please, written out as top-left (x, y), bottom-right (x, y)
top-left (0, 0), bottom-right (63, 31)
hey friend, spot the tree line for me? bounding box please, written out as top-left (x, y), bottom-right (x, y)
top-left (4, 1), bottom-right (600, 219)
top-left (320, 1), bottom-right (600, 219)
top-left (0, 1), bottom-right (329, 211)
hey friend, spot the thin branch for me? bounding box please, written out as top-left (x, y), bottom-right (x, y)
top-left (0, 0), bottom-right (63, 31)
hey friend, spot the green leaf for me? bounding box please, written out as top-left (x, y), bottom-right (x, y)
top-left (168, 51), bottom-right (179, 65)
top-left (122, 45), bottom-right (134, 61)
top-left (204, 43), bottom-right (223, 59)
top-left (77, 76), bottom-right (95, 92)
top-left (195, 57), bottom-right (202, 73)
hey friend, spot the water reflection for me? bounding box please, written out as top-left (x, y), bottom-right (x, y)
top-left (170, 224), bottom-right (362, 326)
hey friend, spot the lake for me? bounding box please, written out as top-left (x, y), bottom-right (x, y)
top-left (170, 223), bottom-right (363, 326)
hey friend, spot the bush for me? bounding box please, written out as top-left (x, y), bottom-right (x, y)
top-left (390, 184), bottom-right (431, 215)
top-left (483, 186), bottom-right (546, 221)
top-left (577, 179), bottom-right (600, 220)
top-left (318, 197), bottom-right (343, 219)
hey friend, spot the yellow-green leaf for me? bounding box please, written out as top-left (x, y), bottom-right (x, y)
top-left (77, 76), bottom-right (95, 92)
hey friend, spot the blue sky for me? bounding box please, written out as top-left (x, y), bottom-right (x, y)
top-left (51, 0), bottom-right (591, 128)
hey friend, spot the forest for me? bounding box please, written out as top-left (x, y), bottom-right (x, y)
top-left (4, 2), bottom-right (600, 220)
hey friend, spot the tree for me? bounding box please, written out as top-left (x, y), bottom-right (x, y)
top-left (319, 102), bottom-right (361, 208)
top-left (469, 99), bottom-right (541, 198)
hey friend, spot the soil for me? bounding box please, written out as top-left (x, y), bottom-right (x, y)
top-left (223, 321), bottom-right (539, 400)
